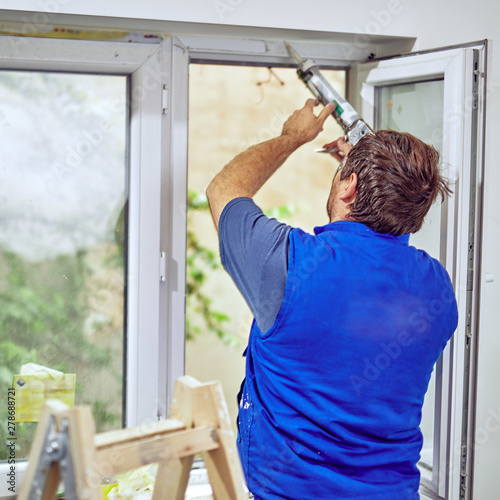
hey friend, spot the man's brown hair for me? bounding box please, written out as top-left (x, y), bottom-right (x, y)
top-left (339, 130), bottom-right (452, 236)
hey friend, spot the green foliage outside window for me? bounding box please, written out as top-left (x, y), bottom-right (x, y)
top-left (0, 249), bottom-right (120, 459)
top-left (186, 189), bottom-right (235, 346)
top-left (185, 188), bottom-right (297, 348)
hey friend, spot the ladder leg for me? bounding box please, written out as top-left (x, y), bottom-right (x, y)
top-left (168, 376), bottom-right (248, 500)
top-left (64, 406), bottom-right (101, 500)
top-left (17, 401), bottom-right (67, 500)
top-left (195, 382), bottom-right (248, 500)
top-left (41, 464), bottom-right (61, 500)
top-left (152, 455), bottom-right (194, 500)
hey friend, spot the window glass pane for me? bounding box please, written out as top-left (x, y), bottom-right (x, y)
top-left (186, 64), bottom-right (345, 433)
top-left (377, 79), bottom-right (445, 479)
top-left (0, 71), bottom-right (127, 460)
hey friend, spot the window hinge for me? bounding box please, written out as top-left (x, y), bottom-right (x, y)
top-left (159, 251), bottom-right (167, 282)
top-left (162, 85), bottom-right (169, 114)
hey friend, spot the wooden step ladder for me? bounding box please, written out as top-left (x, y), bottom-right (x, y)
top-left (17, 376), bottom-right (249, 500)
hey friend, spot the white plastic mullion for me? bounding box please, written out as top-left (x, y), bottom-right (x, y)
top-left (126, 47), bottom-right (164, 427)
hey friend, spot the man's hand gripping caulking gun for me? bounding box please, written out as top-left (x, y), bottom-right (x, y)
top-left (285, 42), bottom-right (374, 160)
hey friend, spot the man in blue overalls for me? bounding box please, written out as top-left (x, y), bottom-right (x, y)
top-left (206, 99), bottom-right (458, 500)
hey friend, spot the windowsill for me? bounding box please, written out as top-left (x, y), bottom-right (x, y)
top-left (186, 466), bottom-right (213, 499)
top-left (0, 461), bottom-right (218, 500)
top-left (419, 482), bottom-right (445, 500)
top-left (1, 460), bottom-right (436, 500)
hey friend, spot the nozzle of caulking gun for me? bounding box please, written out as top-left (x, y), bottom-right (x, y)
top-left (286, 42), bottom-right (340, 155)
top-left (284, 42), bottom-right (304, 65)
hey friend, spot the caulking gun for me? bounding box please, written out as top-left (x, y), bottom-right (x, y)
top-left (285, 42), bottom-right (374, 153)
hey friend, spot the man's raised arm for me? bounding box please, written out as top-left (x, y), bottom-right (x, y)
top-left (206, 99), bottom-right (335, 229)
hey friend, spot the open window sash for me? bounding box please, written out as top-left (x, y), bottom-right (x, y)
top-left (354, 43), bottom-right (486, 499)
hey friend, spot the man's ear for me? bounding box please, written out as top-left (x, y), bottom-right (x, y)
top-left (339, 173), bottom-right (357, 203)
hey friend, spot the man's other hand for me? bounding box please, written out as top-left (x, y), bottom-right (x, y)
top-left (281, 99), bottom-right (336, 147)
top-left (322, 136), bottom-right (354, 164)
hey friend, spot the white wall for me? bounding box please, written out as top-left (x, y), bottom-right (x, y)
top-left (2, 0), bottom-right (499, 496)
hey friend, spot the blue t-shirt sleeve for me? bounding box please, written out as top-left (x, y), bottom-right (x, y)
top-left (218, 197), bottom-right (291, 333)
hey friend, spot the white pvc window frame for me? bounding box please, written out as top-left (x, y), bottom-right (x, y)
top-left (356, 44), bottom-right (486, 499)
top-left (0, 35), bottom-right (184, 495)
